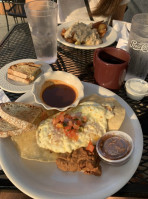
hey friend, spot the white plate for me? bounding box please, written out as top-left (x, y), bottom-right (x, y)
top-left (0, 82), bottom-right (143, 199)
top-left (57, 21), bottom-right (117, 49)
top-left (0, 59), bottom-right (52, 93)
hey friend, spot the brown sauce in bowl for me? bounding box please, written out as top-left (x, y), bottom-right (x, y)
top-left (98, 134), bottom-right (131, 160)
top-left (41, 80), bottom-right (77, 108)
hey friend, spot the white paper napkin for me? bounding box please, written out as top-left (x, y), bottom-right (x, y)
top-left (112, 20), bottom-right (131, 51)
top-left (0, 89), bottom-right (10, 170)
top-left (0, 89), bottom-right (10, 103)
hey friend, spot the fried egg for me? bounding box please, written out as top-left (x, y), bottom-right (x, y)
top-left (36, 101), bottom-right (114, 153)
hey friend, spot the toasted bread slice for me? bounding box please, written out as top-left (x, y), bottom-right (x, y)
top-left (7, 73), bottom-right (31, 84)
top-left (0, 102), bottom-right (48, 130)
top-left (0, 117), bottom-right (23, 138)
top-left (7, 62), bottom-right (41, 83)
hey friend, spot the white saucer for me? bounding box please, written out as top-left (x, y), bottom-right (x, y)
top-left (0, 59), bottom-right (52, 93)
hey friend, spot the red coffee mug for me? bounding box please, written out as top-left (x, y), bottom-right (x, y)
top-left (93, 47), bottom-right (130, 90)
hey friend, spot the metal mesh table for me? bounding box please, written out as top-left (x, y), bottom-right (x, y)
top-left (0, 23), bottom-right (148, 198)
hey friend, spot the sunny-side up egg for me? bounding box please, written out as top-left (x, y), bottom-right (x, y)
top-left (36, 101), bottom-right (114, 153)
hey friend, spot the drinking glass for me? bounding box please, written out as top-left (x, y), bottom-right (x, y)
top-left (125, 13), bottom-right (148, 80)
top-left (25, 1), bottom-right (58, 64)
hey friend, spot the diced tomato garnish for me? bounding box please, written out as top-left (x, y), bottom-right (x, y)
top-left (56, 123), bottom-right (63, 128)
top-left (68, 129), bottom-right (78, 141)
top-left (72, 133), bottom-right (78, 141)
top-left (53, 112), bottom-right (87, 141)
top-left (68, 120), bottom-right (73, 127)
top-left (86, 141), bottom-right (94, 152)
top-left (56, 118), bottom-right (60, 123)
top-left (64, 126), bottom-right (71, 131)
top-left (73, 123), bottom-right (79, 130)
top-left (76, 120), bottom-right (82, 126)
top-left (52, 117), bottom-right (57, 125)
top-left (65, 130), bottom-right (70, 136)
top-left (64, 114), bottom-right (71, 119)
top-left (58, 112), bottom-right (65, 122)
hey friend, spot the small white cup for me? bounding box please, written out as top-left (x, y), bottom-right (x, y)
top-left (125, 78), bottom-right (148, 101)
top-left (32, 71), bottom-right (84, 111)
top-left (96, 131), bottom-right (134, 166)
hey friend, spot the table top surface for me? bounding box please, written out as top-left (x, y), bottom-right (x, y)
top-left (0, 23), bottom-right (148, 198)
